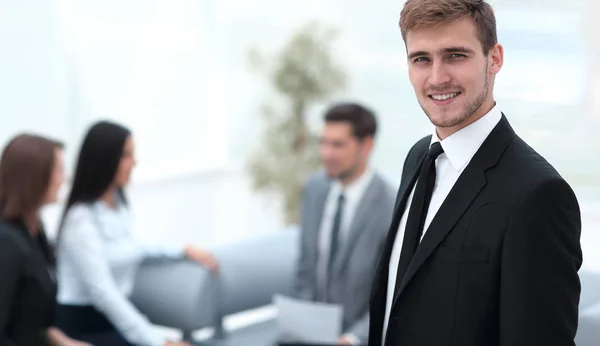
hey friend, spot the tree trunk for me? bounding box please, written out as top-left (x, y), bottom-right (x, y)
top-left (292, 99), bottom-right (307, 151)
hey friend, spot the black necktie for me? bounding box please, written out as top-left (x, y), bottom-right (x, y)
top-left (394, 142), bottom-right (444, 292)
top-left (328, 193), bottom-right (345, 289)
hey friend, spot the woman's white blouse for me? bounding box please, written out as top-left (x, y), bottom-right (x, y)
top-left (56, 201), bottom-right (184, 346)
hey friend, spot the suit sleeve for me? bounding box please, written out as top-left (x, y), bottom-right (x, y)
top-left (293, 181), bottom-right (315, 301)
top-left (0, 236), bottom-right (21, 346)
top-left (500, 178), bottom-right (582, 346)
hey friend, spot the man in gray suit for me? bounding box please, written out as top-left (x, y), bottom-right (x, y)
top-left (294, 102), bottom-right (395, 345)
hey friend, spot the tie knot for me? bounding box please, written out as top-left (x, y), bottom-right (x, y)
top-left (428, 142), bottom-right (444, 159)
top-left (338, 193), bottom-right (345, 203)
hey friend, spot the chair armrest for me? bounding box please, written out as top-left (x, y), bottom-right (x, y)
top-left (130, 258), bottom-right (219, 331)
top-left (213, 229), bottom-right (298, 316)
top-left (576, 270), bottom-right (600, 346)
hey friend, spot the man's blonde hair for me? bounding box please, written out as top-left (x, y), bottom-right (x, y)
top-left (399, 0), bottom-right (498, 55)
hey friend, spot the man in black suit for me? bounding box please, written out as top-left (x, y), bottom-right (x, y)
top-left (368, 0), bottom-right (583, 345)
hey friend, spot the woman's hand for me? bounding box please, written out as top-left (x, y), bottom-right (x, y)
top-left (47, 327), bottom-right (93, 346)
top-left (64, 340), bottom-right (93, 346)
top-left (184, 245), bottom-right (219, 273)
top-left (164, 341), bottom-right (191, 346)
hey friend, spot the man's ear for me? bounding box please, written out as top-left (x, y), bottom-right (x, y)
top-left (360, 136), bottom-right (374, 155)
top-left (488, 43), bottom-right (504, 75)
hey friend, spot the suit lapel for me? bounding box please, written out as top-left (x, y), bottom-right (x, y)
top-left (392, 165), bottom-right (486, 303)
top-left (13, 222), bottom-right (56, 294)
top-left (311, 178), bottom-right (330, 253)
top-left (371, 155), bottom-right (425, 300)
top-left (331, 175), bottom-right (380, 278)
top-left (384, 163), bottom-right (422, 262)
top-left (392, 115), bottom-right (515, 304)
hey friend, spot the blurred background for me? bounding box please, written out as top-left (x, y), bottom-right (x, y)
top-left (1, 0), bottom-right (598, 338)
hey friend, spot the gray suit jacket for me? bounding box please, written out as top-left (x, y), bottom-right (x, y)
top-left (294, 170), bottom-right (395, 344)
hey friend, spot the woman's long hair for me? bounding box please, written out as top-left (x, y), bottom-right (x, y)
top-left (57, 121), bottom-right (131, 240)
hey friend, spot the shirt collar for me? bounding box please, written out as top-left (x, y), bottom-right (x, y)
top-left (430, 103), bottom-right (502, 171)
top-left (331, 167), bottom-right (375, 201)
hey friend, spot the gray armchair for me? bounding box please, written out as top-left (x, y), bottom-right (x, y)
top-left (130, 258), bottom-right (220, 335)
top-left (129, 229), bottom-right (299, 345)
top-left (213, 230), bottom-right (298, 317)
top-left (575, 270), bottom-right (600, 346)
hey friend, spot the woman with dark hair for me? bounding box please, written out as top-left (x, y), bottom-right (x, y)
top-left (54, 121), bottom-right (218, 346)
top-left (0, 134), bottom-right (90, 346)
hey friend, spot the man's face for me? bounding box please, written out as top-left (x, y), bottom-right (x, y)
top-left (319, 122), bottom-right (371, 181)
top-left (406, 17), bottom-right (503, 137)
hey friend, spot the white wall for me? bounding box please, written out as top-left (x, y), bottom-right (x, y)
top-left (54, 0), bottom-right (231, 177)
top-left (128, 166), bottom-right (284, 248)
top-left (0, 0), bottom-right (72, 158)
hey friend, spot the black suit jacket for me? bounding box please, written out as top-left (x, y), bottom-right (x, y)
top-left (0, 219), bottom-right (57, 346)
top-left (369, 115), bottom-right (582, 346)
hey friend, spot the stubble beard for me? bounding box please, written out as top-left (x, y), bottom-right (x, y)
top-left (421, 71), bottom-right (489, 129)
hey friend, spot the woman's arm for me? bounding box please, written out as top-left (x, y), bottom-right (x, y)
top-left (60, 206), bottom-right (165, 346)
top-left (141, 244), bottom-right (219, 272)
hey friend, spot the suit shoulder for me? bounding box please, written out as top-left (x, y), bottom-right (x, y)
top-left (501, 137), bottom-right (577, 205)
top-left (372, 173), bottom-right (396, 201)
top-left (0, 221), bottom-right (21, 240)
top-left (0, 221), bottom-right (27, 258)
top-left (507, 136), bottom-right (568, 184)
top-left (517, 172), bottom-right (577, 208)
top-left (303, 171), bottom-right (329, 190)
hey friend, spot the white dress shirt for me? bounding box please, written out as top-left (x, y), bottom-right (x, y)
top-left (381, 106), bottom-right (502, 343)
top-left (56, 199), bottom-right (185, 346)
top-left (317, 168), bottom-right (374, 344)
top-left (317, 168), bottom-right (374, 292)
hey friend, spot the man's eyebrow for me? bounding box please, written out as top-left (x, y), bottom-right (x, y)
top-left (407, 51), bottom-right (429, 60)
top-left (407, 46), bottom-right (475, 60)
top-left (442, 46), bottom-right (475, 54)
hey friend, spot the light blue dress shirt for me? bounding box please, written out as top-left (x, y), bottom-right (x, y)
top-left (56, 199), bottom-right (185, 346)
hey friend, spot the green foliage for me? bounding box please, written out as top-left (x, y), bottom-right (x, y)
top-left (247, 21), bottom-right (348, 225)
